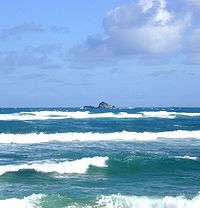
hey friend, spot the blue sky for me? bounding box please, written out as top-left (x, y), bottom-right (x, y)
top-left (0, 0), bottom-right (200, 107)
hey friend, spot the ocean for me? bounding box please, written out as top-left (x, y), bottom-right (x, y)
top-left (0, 107), bottom-right (200, 208)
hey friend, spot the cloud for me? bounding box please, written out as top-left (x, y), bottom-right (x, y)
top-left (0, 22), bottom-right (45, 40)
top-left (0, 50), bottom-right (49, 68)
top-left (0, 44), bottom-right (64, 72)
top-left (50, 26), bottom-right (69, 34)
top-left (103, 1), bottom-right (188, 54)
top-left (69, 35), bottom-right (116, 69)
top-left (0, 23), bottom-right (69, 40)
top-left (24, 44), bottom-right (64, 55)
top-left (186, 0), bottom-right (200, 8)
top-left (70, 0), bottom-right (190, 68)
top-left (148, 69), bottom-right (177, 77)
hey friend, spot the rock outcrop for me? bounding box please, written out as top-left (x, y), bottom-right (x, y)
top-left (98, 102), bottom-right (115, 109)
top-left (83, 102), bottom-right (115, 110)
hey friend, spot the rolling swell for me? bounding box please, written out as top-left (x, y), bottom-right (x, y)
top-left (89, 154), bottom-right (200, 175)
top-left (1, 154), bottom-right (199, 177)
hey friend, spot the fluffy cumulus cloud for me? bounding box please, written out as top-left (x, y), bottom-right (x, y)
top-left (70, 0), bottom-right (191, 68)
top-left (103, 0), bottom-right (189, 54)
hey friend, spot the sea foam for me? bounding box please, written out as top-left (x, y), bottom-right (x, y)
top-left (0, 130), bottom-right (200, 144)
top-left (0, 156), bottom-right (108, 175)
top-left (1, 194), bottom-right (200, 208)
top-left (97, 194), bottom-right (200, 208)
top-left (0, 194), bottom-right (44, 208)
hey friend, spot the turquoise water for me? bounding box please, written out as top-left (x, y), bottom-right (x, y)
top-left (0, 108), bottom-right (200, 207)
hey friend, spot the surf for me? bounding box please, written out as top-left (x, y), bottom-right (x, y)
top-left (1, 193), bottom-right (200, 208)
top-left (0, 110), bottom-right (200, 121)
top-left (0, 194), bottom-right (44, 208)
top-left (0, 130), bottom-right (200, 144)
top-left (96, 194), bottom-right (200, 208)
top-left (0, 156), bottom-right (108, 175)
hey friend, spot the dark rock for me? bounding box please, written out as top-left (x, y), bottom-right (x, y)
top-left (98, 102), bottom-right (115, 109)
top-left (83, 102), bottom-right (115, 110)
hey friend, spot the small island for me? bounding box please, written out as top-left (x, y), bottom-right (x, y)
top-left (83, 102), bottom-right (115, 110)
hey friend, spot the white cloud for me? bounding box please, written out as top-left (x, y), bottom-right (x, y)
top-left (139, 0), bottom-right (154, 12)
top-left (70, 0), bottom-right (191, 67)
top-left (103, 0), bottom-right (189, 54)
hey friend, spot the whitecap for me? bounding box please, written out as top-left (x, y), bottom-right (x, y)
top-left (174, 155), bottom-right (198, 160)
top-left (0, 156), bottom-right (108, 175)
top-left (0, 110), bottom-right (200, 121)
top-left (0, 130), bottom-right (200, 144)
top-left (96, 194), bottom-right (200, 208)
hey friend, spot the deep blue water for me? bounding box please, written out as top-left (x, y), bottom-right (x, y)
top-left (0, 108), bottom-right (200, 207)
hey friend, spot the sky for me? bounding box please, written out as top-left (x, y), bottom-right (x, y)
top-left (0, 0), bottom-right (200, 107)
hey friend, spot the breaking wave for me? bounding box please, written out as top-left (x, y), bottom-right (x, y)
top-left (0, 111), bottom-right (142, 120)
top-left (0, 194), bottom-right (44, 208)
top-left (95, 194), bottom-right (200, 208)
top-left (0, 110), bottom-right (200, 121)
top-left (1, 193), bottom-right (200, 208)
top-left (141, 111), bottom-right (200, 119)
top-left (0, 156), bottom-right (108, 175)
top-left (0, 130), bottom-right (200, 144)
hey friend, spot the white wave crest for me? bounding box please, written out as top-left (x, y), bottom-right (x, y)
top-left (0, 110), bottom-right (200, 121)
top-left (96, 194), bottom-right (200, 208)
top-left (0, 194), bottom-right (44, 208)
top-left (0, 130), bottom-right (200, 144)
top-left (0, 156), bottom-right (108, 175)
top-left (0, 111), bottom-right (142, 121)
top-left (141, 111), bottom-right (200, 119)
top-left (175, 155), bottom-right (198, 160)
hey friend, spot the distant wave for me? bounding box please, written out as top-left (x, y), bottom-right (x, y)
top-left (141, 111), bottom-right (200, 119)
top-left (96, 194), bottom-right (200, 208)
top-left (0, 111), bottom-right (142, 120)
top-left (0, 194), bottom-right (44, 208)
top-left (0, 110), bottom-right (200, 121)
top-left (0, 130), bottom-right (200, 144)
top-left (174, 155), bottom-right (198, 160)
top-left (0, 156), bottom-right (108, 175)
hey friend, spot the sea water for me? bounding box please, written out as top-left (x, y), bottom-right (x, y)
top-left (0, 107), bottom-right (200, 207)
